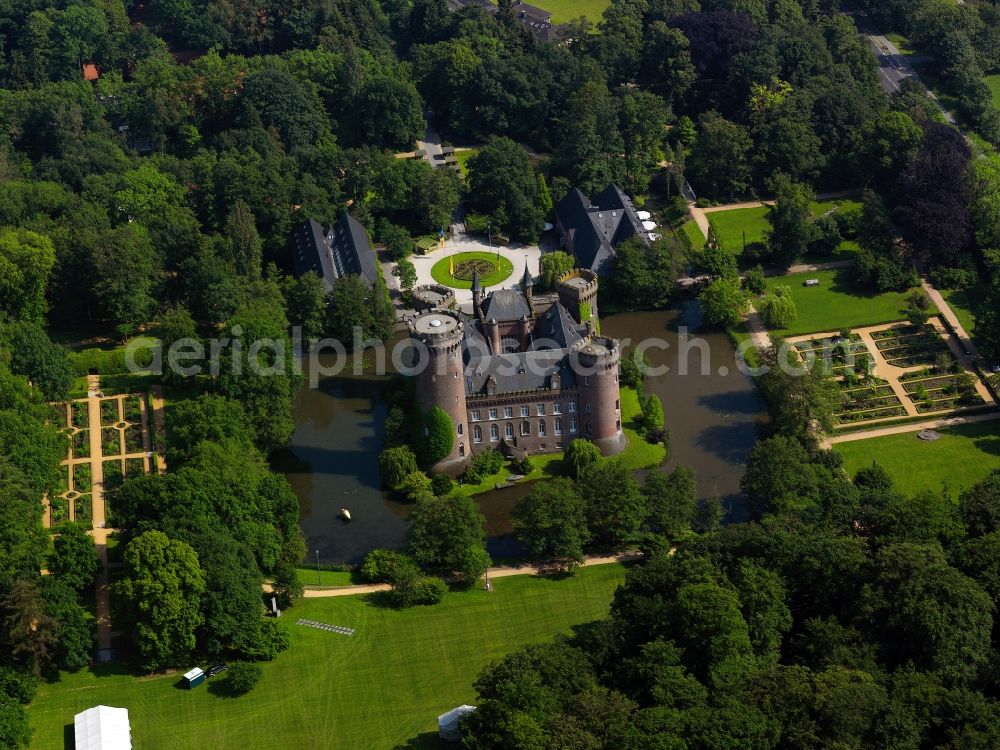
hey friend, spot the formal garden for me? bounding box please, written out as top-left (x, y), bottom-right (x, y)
top-left (787, 317), bottom-right (993, 429)
top-left (49, 393), bottom-right (156, 528)
top-left (429, 251), bottom-right (514, 290)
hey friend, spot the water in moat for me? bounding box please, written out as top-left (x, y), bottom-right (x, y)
top-left (277, 306), bottom-right (767, 564)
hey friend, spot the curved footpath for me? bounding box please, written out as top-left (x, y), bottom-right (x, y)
top-left (267, 553), bottom-right (640, 599)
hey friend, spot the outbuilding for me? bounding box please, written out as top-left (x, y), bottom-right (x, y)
top-left (74, 705), bottom-right (131, 750)
top-left (183, 667), bottom-right (206, 689)
top-left (438, 705), bottom-right (476, 742)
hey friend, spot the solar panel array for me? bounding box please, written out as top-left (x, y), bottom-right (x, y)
top-left (297, 618), bottom-right (355, 636)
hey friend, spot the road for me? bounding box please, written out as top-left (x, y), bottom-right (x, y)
top-left (416, 119), bottom-right (444, 168)
top-left (865, 34), bottom-right (958, 126)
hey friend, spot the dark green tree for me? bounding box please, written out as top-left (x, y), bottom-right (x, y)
top-left (512, 478), bottom-right (590, 568)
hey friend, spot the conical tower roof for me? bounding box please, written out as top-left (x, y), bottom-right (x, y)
top-left (471, 269), bottom-right (482, 293)
top-left (521, 261), bottom-right (533, 288)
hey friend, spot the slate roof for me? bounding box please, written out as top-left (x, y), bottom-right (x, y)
top-left (531, 303), bottom-right (585, 351)
top-left (291, 214), bottom-right (378, 291)
top-left (554, 184), bottom-right (649, 275)
top-left (481, 289), bottom-right (531, 323)
top-left (464, 350), bottom-right (576, 396)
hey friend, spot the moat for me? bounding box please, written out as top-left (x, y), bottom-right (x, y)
top-left (275, 307), bottom-right (768, 564)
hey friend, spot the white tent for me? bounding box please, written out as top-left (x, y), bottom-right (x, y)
top-left (74, 705), bottom-right (132, 750)
top-left (636, 210), bottom-right (652, 220)
top-left (642, 220), bottom-right (657, 231)
top-left (438, 705), bottom-right (476, 742)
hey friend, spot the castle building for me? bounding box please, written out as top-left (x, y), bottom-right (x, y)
top-left (408, 267), bottom-right (626, 475)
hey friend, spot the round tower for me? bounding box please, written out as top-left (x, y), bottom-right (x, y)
top-left (572, 336), bottom-right (626, 456)
top-left (556, 268), bottom-right (599, 325)
top-left (408, 311), bottom-right (470, 475)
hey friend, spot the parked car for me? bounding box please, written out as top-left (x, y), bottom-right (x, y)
top-left (206, 664), bottom-right (228, 678)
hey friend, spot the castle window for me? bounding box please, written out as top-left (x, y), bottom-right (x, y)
top-left (616, 399), bottom-right (620, 410)
top-left (504, 406), bottom-right (513, 418)
top-left (489, 408), bottom-right (498, 420)
top-left (570, 417), bottom-right (577, 433)
top-left (568, 402), bottom-right (577, 413)
top-left (555, 418), bottom-right (563, 435)
top-left (586, 403), bottom-right (592, 414)
top-left (584, 377), bottom-right (590, 386)
top-left (505, 423), bottom-right (514, 439)
top-left (586, 421), bottom-right (592, 435)
top-left (536, 404), bottom-right (545, 416)
top-left (521, 421), bottom-right (531, 436)
top-left (617, 419), bottom-right (621, 430)
top-left (521, 405), bottom-right (530, 417)
top-left (459, 443), bottom-right (465, 457)
top-left (471, 410), bottom-right (481, 422)
top-left (490, 424), bottom-right (499, 442)
top-left (474, 425), bottom-right (482, 443)
top-left (553, 402), bottom-right (562, 414)
top-left (538, 420), bottom-right (546, 436)
top-left (457, 423), bottom-right (463, 436)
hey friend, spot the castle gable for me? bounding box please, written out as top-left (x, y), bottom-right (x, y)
top-left (531, 302), bottom-right (585, 351)
top-left (481, 288), bottom-right (531, 323)
top-left (464, 350), bottom-right (574, 396)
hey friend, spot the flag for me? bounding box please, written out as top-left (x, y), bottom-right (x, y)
top-left (449, 255), bottom-right (454, 276)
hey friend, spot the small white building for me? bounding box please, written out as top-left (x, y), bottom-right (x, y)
top-left (74, 705), bottom-right (131, 750)
top-left (438, 705), bottom-right (476, 742)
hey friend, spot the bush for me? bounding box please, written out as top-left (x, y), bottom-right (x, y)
top-left (511, 457), bottom-right (532, 476)
top-left (361, 549), bottom-right (417, 583)
top-left (929, 266), bottom-right (977, 290)
top-left (391, 571), bottom-right (448, 608)
top-left (565, 439), bottom-right (602, 479)
top-left (379, 446), bottom-right (419, 489)
top-left (743, 265), bottom-right (766, 296)
top-left (465, 212), bottom-right (489, 235)
top-left (376, 219), bottom-right (414, 261)
top-left (471, 449), bottom-right (504, 475)
top-left (423, 408), bottom-right (454, 465)
top-left (68, 346), bottom-right (154, 376)
top-left (398, 471), bottom-right (434, 501)
top-left (227, 661), bottom-right (262, 696)
top-left (431, 473), bottom-right (453, 496)
top-left (619, 349), bottom-right (648, 389)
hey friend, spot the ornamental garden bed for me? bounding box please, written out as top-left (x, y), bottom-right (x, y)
top-left (74, 494), bottom-right (93, 527)
top-left (103, 460), bottom-right (124, 491)
top-left (100, 398), bottom-right (120, 426)
top-left (73, 463), bottom-right (92, 493)
top-left (126, 457), bottom-right (147, 477)
top-left (124, 424), bottom-right (144, 453)
top-left (102, 427), bottom-right (121, 456)
top-left (836, 405), bottom-right (908, 423)
top-left (123, 395), bottom-right (143, 424)
top-left (72, 430), bottom-right (91, 459)
top-left (49, 496), bottom-right (69, 526)
top-left (914, 393), bottom-right (985, 413)
top-left (71, 401), bottom-right (89, 429)
top-left (429, 251), bottom-right (514, 290)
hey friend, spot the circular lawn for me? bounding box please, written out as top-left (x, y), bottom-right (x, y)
top-left (430, 251), bottom-right (514, 290)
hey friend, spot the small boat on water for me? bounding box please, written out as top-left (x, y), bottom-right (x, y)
top-left (339, 508), bottom-right (352, 521)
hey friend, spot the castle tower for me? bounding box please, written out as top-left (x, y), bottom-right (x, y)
top-left (573, 336), bottom-right (626, 456)
top-left (521, 261), bottom-right (533, 307)
top-left (408, 311), bottom-right (470, 474)
top-left (471, 270), bottom-right (484, 321)
top-left (556, 268), bottom-right (599, 325)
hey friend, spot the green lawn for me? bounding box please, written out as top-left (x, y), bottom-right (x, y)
top-left (430, 251), bottom-right (514, 290)
top-left (293, 568), bottom-right (361, 587)
top-left (885, 32), bottom-right (915, 56)
top-left (705, 199), bottom-right (861, 259)
top-left (836, 421), bottom-right (1000, 496)
top-left (453, 387), bottom-right (666, 496)
top-left (681, 219), bottom-right (706, 250)
top-left (501, 0), bottom-right (611, 23)
top-left (29, 564), bottom-right (625, 750)
top-left (987, 74), bottom-right (1000, 110)
top-left (941, 287), bottom-right (979, 338)
top-left (761, 268), bottom-right (925, 337)
top-left (454, 148), bottom-right (479, 178)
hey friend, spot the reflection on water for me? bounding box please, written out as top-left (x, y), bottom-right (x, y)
top-left (279, 307), bottom-right (767, 563)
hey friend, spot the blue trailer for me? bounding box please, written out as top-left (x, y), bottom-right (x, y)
top-left (183, 667), bottom-right (205, 689)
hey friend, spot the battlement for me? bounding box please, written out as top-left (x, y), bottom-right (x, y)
top-left (411, 284), bottom-right (456, 313)
top-left (573, 336), bottom-right (620, 366)
top-left (408, 311), bottom-right (464, 347)
top-left (556, 268), bottom-right (599, 297)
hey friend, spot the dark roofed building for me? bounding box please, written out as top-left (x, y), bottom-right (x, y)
top-left (447, 0), bottom-right (554, 43)
top-left (554, 184), bottom-right (651, 275)
top-left (291, 213), bottom-right (378, 291)
top-left (408, 266), bottom-right (626, 474)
